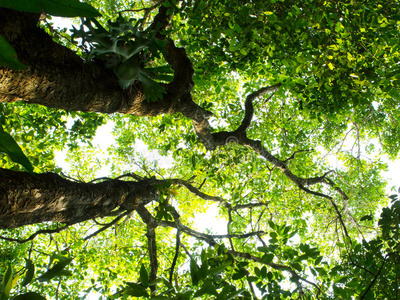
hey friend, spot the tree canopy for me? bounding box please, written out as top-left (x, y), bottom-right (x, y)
top-left (0, 0), bottom-right (400, 299)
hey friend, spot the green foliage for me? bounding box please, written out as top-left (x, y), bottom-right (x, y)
top-left (0, 256), bottom-right (73, 300)
top-left (1, 0), bottom-right (400, 299)
top-left (178, 0), bottom-right (400, 117)
top-left (0, 124), bottom-right (33, 174)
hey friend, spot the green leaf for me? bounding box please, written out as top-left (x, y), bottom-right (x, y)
top-left (189, 259), bottom-right (199, 286)
top-left (232, 269), bottom-right (247, 280)
top-left (138, 73), bottom-right (167, 102)
top-left (0, 125), bottom-right (33, 174)
top-left (257, 247), bottom-right (269, 253)
top-left (0, 266), bottom-right (12, 300)
top-left (124, 283), bottom-right (149, 297)
top-left (261, 253), bottom-right (274, 264)
top-left (0, 36), bottom-right (26, 70)
top-left (11, 292), bottom-right (46, 300)
top-left (207, 264), bottom-right (229, 277)
top-left (0, 0), bottom-right (101, 17)
top-left (193, 280), bottom-right (217, 297)
top-left (140, 264), bottom-right (149, 288)
top-left (360, 214), bottom-right (373, 222)
top-left (239, 48), bottom-right (248, 56)
top-left (388, 89), bottom-right (400, 100)
top-left (335, 275), bottom-right (348, 284)
top-left (114, 57), bottom-right (140, 82)
top-left (226, 289), bottom-right (245, 300)
top-left (38, 258), bottom-right (73, 282)
top-left (21, 259), bottom-right (35, 287)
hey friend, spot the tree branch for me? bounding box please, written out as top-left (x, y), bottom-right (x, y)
top-left (0, 225), bottom-right (69, 244)
top-left (169, 230), bottom-right (180, 284)
top-left (83, 211), bottom-right (131, 241)
top-left (360, 255), bottom-right (388, 299)
top-left (237, 84), bottom-right (281, 133)
top-left (171, 179), bottom-right (226, 204)
top-left (136, 205), bottom-right (159, 287)
top-left (0, 168), bottom-right (158, 229)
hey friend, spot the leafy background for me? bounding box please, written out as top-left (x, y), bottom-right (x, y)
top-left (1, 0), bottom-right (400, 299)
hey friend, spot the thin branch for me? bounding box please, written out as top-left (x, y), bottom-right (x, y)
top-left (284, 149), bottom-right (314, 163)
top-left (139, 202), bottom-right (323, 295)
top-left (227, 208), bottom-right (235, 251)
top-left (360, 255), bottom-right (388, 299)
top-left (299, 185), bottom-right (350, 241)
top-left (201, 84), bottom-right (350, 235)
top-left (136, 205), bottom-right (159, 287)
top-left (0, 225), bottom-right (70, 244)
top-left (179, 241), bottom-right (195, 261)
top-left (211, 231), bottom-right (267, 240)
top-left (119, 1), bottom-right (162, 14)
top-left (171, 178), bottom-right (226, 204)
top-left (83, 211), bottom-right (131, 241)
top-left (257, 234), bottom-right (267, 248)
top-left (234, 202), bottom-right (269, 210)
top-left (89, 173), bottom-right (143, 183)
top-left (198, 177), bottom-right (207, 190)
top-left (56, 278), bottom-right (61, 300)
top-left (246, 275), bottom-right (259, 300)
top-left (169, 230), bottom-right (180, 284)
top-left (229, 250), bottom-right (322, 293)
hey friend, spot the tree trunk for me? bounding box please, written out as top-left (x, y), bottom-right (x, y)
top-left (0, 8), bottom-right (211, 121)
top-left (0, 168), bottom-right (158, 229)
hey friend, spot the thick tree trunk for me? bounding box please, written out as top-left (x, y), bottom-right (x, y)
top-left (0, 9), bottom-right (129, 114)
top-left (0, 168), bottom-right (158, 229)
top-left (0, 8), bottom-right (211, 121)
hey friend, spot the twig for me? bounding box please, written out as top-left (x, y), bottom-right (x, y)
top-left (119, 1), bottom-right (161, 14)
top-left (169, 230), bottom-right (180, 283)
top-left (83, 211), bottom-right (131, 240)
top-left (360, 255), bottom-right (388, 299)
top-left (89, 173), bottom-right (143, 183)
top-left (284, 149), bottom-right (314, 163)
top-left (0, 225), bottom-right (70, 244)
top-left (246, 274), bottom-right (259, 300)
top-left (227, 208), bottom-right (235, 251)
top-left (171, 178), bottom-right (226, 204)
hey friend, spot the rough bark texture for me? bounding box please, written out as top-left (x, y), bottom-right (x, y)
top-left (0, 9), bottom-right (128, 114)
top-left (0, 8), bottom-right (212, 121)
top-left (0, 168), bottom-right (158, 229)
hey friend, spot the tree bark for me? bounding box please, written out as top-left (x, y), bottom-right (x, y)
top-left (0, 8), bottom-right (211, 121)
top-left (0, 168), bottom-right (158, 229)
top-left (0, 9), bottom-right (129, 114)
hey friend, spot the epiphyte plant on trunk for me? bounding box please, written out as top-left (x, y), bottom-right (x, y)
top-left (71, 15), bottom-right (174, 101)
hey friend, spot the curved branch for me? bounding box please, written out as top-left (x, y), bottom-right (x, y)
top-left (83, 211), bottom-right (131, 241)
top-left (169, 230), bottom-right (180, 284)
top-left (360, 255), bottom-right (388, 299)
top-left (0, 225), bottom-right (69, 244)
top-left (171, 179), bottom-right (226, 204)
top-left (237, 84), bottom-right (281, 133)
top-left (211, 231), bottom-right (267, 239)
